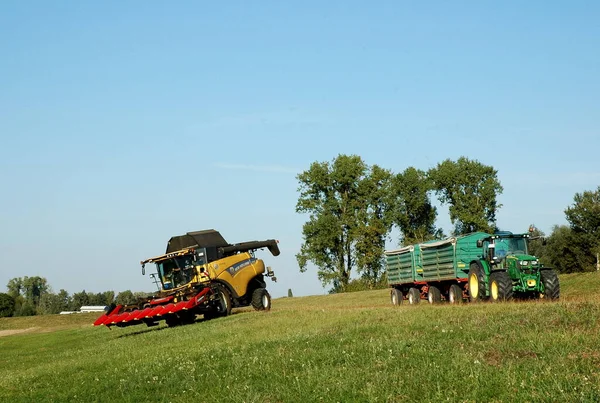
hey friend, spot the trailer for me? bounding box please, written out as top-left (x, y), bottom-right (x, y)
top-left (385, 231), bottom-right (559, 304)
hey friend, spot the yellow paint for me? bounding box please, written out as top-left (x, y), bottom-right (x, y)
top-left (457, 262), bottom-right (466, 268)
top-left (213, 252), bottom-right (266, 297)
top-left (491, 281), bottom-right (498, 299)
top-left (527, 279), bottom-right (536, 287)
top-left (469, 273), bottom-right (479, 298)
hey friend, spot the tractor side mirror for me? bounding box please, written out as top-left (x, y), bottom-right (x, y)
top-left (142, 263), bottom-right (146, 275)
top-left (476, 239), bottom-right (483, 248)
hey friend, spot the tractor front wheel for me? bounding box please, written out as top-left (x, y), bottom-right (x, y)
top-left (540, 270), bottom-right (560, 300)
top-left (489, 271), bottom-right (513, 302)
top-left (205, 284), bottom-right (232, 320)
top-left (252, 288), bottom-right (272, 311)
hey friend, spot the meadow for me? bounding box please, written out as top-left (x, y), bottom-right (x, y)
top-left (1, 272), bottom-right (600, 402)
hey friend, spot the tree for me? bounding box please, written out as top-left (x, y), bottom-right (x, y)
top-left (17, 301), bottom-right (36, 317)
top-left (115, 290), bottom-right (138, 306)
top-left (392, 167), bottom-right (443, 245)
top-left (429, 157), bottom-right (503, 235)
top-left (38, 289), bottom-right (71, 315)
top-left (7, 278), bottom-right (23, 299)
top-left (354, 165), bottom-right (396, 285)
top-left (21, 276), bottom-right (49, 307)
top-left (0, 293), bottom-right (15, 318)
top-left (565, 186), bottom-right (600, 270)
top-left (70, 290), bottom-right (90, 311)
top-left (526, 225), bottom-right (546, 260)
top-left (295, 155), bottom-right (395, 292)
top-left (6, 276), bottom-right (49, 314)
top-left (544, 225), bottom-right (594, 273)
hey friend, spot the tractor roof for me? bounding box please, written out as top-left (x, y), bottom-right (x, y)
top-left (166, 229), bottom-right (229, 253)
top-left (140, 247), bottom-right (196, 265)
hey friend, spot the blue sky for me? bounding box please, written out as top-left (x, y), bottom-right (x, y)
top-left (1, 1), bottom-right (598, 298)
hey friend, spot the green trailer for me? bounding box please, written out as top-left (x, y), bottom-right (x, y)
top-left (385, 231), bottom-right (560, 305)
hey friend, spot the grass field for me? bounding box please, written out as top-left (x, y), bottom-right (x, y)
top-left (1, 272), bottom-right (600, 402)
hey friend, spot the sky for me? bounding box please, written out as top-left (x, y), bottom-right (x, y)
top-left (1, 1), bottom-right (598, 298)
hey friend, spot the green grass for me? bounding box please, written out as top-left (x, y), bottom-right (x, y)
top-left (1, 272), bottom-right (600, 402)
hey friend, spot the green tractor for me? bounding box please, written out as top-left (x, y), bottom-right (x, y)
top-left (469, 231), bottom-right (560, 302)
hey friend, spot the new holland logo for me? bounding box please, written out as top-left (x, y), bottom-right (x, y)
top-left (226, 258), bottom-right (257, 276)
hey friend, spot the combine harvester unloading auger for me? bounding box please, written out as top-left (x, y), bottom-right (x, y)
top-left (93, 229), bottom-right (280, 329)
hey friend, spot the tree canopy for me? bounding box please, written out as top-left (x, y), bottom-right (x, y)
top-left (428, 157), bottom-right (503, 235)
top-left (393, 167), bottom-right (442, 245)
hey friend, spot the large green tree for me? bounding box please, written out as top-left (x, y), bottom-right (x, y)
top-left (392, 167), bottom-right (442, 245)
top-left (428, 157), bottom-right (503, 235)
top-left (565, 186), bottom-right (600, 271)
top-left (296, 154), bottom-right (394, 292)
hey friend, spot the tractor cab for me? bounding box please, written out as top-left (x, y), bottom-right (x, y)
top-left (477, 232), bottom-right (541, 272)
top-left (141, 248), bottom-right (209, 291)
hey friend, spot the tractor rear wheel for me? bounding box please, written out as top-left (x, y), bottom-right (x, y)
top-left (540, 270), bottom-right (560, 300)
top-left (252, 288), bottom-right (272, 311)
top-left (407, 287), bottom-right (421, 305)
top-left (489, 271), bottom-right (513, 302)
top-left (468, 262), bottom-right (488, 302)
top-left (390, 288), bottom-right (403, 306)
top-left (448, 284), bottom-right (463, 304)
top-left (427, 286), bottom-right (442, 304)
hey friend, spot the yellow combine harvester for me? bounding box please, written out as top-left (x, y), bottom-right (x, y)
top-left (93, 229), bottom-right (280, 328)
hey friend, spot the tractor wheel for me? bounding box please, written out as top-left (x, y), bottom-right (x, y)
top-left (468, 262), bottom-right (488, 302)
top-left (427, 286), bottom-right (442, 304)
top-left (205, 284), bottom-right (232, 320)
top-left (390, 288), bottom-right (403, 306)
top-left (489, 271), bottom-right (513, 302)
top-left (540, 270), bottom-right (560, 300)
top-left (448, 284), bottom-right (463, 304)
top-left (251, 288), bottom-right (272, 311)
top-left (407, 287), bottom-right (421, 305)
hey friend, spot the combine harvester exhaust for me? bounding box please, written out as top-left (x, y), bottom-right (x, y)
top-left (94, 229), bottom-right (280, 328)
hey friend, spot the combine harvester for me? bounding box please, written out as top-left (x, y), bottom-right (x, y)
top-left (93, 229), bottom-right (280, 328)
top-left (385, 229), bottom-right (560, 304)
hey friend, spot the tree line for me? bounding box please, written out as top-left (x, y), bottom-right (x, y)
top-left (0, 276), bottom-right (149, 318)
top-left (295, 154), bottom-right (600, 293)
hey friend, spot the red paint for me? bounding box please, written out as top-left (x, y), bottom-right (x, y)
top-left (150, 296), bottom-right (174, 306)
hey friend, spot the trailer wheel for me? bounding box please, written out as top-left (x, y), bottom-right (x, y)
top-left (540, 270), bottom-right (560, 300)
top-left (427, 286), bottom-right (442, 304)
top-left (252, 288), bottom-right (272, 311)
top-left (489, 271), bottom-right (513, 302)
top-left (448, 284), bottom-right (463, 304)
top-left (468, 263), bottom-right (488, 302)
top-left (390, 288), bottom-right (403, 306)
top-left (407, 288), bottom-right (421, 305)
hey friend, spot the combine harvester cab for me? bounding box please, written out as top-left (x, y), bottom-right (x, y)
top-left (94, 229), bottom-right (280, 328)
top-left (385, 229), bottom-right (559, 305)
